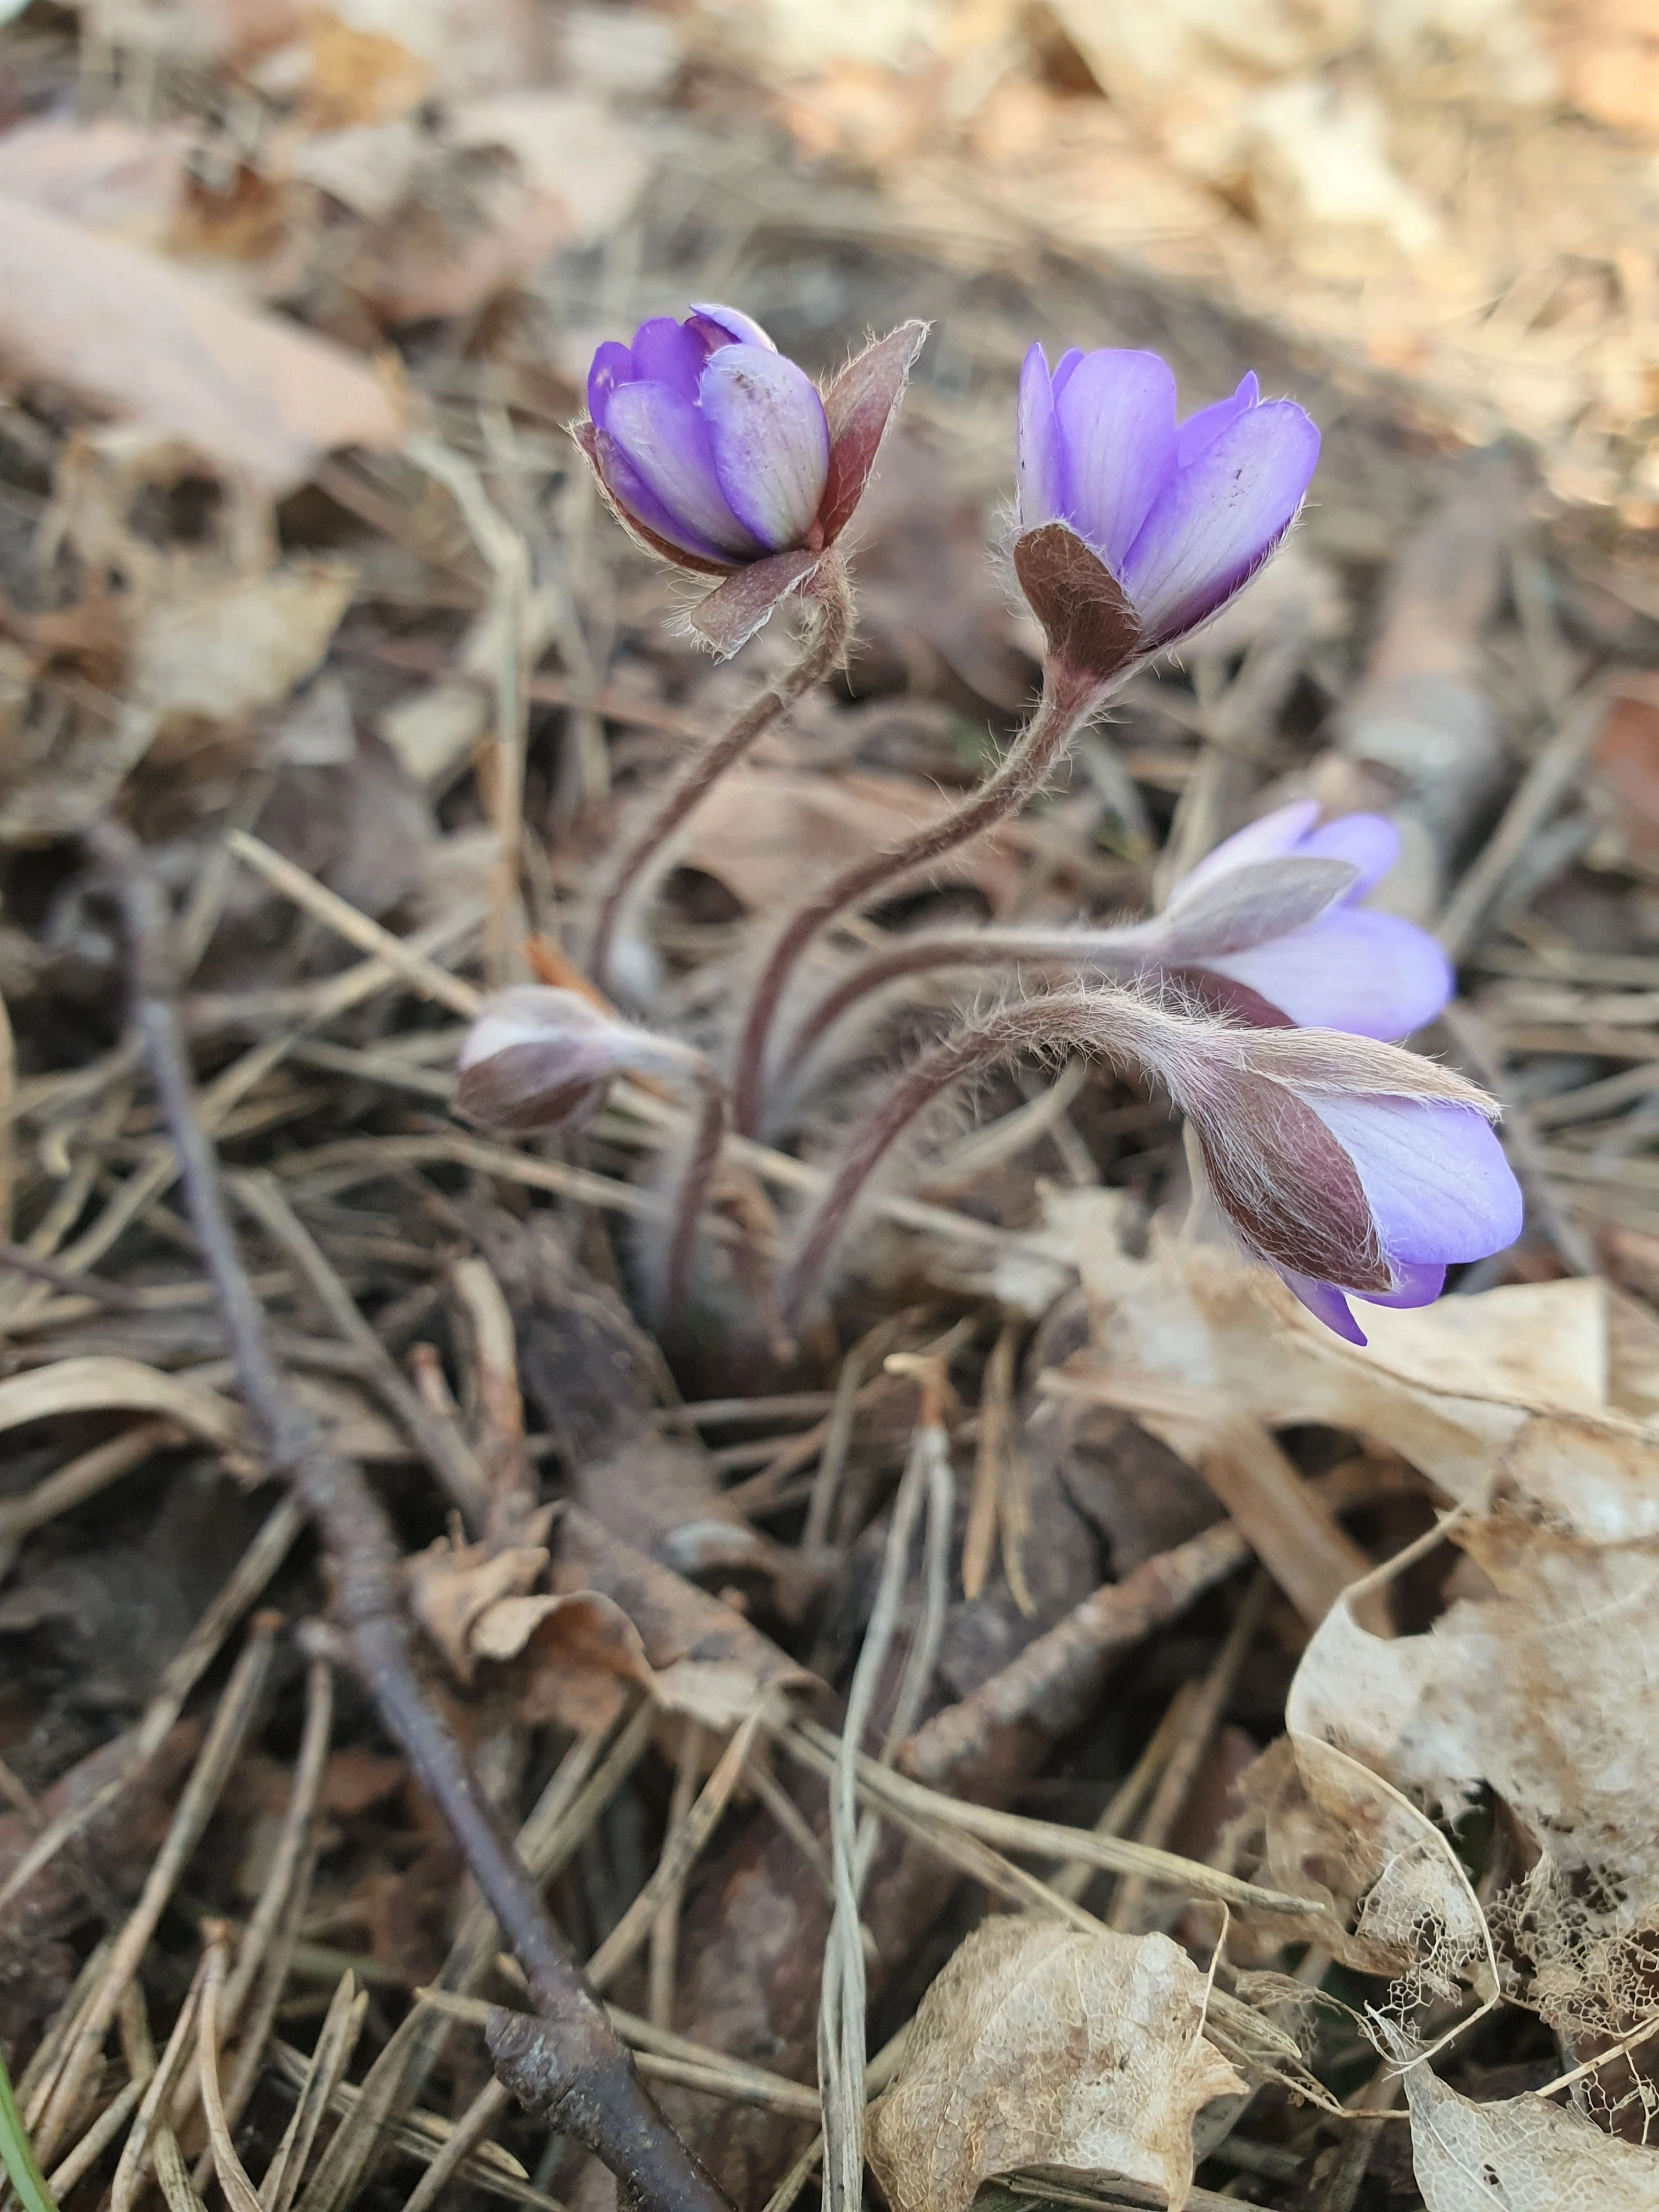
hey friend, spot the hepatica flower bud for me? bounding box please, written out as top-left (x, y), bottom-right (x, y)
top-left (455, 988), bottom-right (675, 1132)
top-left (1180, 1026), bottom-right (1522, 1345)
top-left (1141, 801), bottom-right (1454, 1040)
top-left (778, 987), bottom-right (1522, 1348)
top-left (455, 988), bottom-right (727, 1331)
top-left (577, 303), bottom-right (926, 653)
top-left (1013, 347), bottom-right (1320, 685)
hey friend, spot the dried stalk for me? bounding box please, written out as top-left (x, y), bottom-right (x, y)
top-left (89, 820), bottom-right (731, 2212)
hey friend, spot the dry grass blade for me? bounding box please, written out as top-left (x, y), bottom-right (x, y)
top-left (822, 1381), bottom-right (955, 2212)
top-left (44, 2072), bottom-right (146, 2201)
top-left (31, 1614), bottom-right (280, 2165)
top-left (650, 1719), bottom-right (705, 2032)
top-left (788, 1719), bottom-right (1315, 1920)
top-left (111, 1960), bottom-right (207, 2212)
top-left (962, 1321), bottom-right (1031, 1610)
top-left (259, 1973), bottom-right (369, 2212)
top-left (0, 1498), bottom-right (303, 1917)
top-left (196, 1931), bottom-right (264, 2212)
top-left (585, 1708), bottom-right (765, 1992)
top-left (0, 1356), bottom-right (239, 1447)
top-left (230, 1170), bottom-right (489, 1527)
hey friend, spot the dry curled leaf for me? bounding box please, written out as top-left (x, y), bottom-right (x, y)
top-left (1402, 2058), bottom-right (1659, 2211)
top-left (866, 1917), bottom-right (1244, 2212)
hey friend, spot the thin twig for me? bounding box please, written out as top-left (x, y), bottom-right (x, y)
top-left (88, 819), bottom-right (731, 2212)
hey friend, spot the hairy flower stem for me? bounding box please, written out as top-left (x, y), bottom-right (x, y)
top-left (657, 1059), bottom-right (729, 1331)
top-left (589, 552), bottom-right (855, 994)
top-left (778, 985), bottom-right (1187, 1331)
top-left (778, 927), bottom-right (1144, 1091)
top-left (730, 662), bottom-right (1107, 1136)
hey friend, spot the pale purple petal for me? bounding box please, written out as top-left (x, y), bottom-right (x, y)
top-left (1304, 1097), bottom-right (1523, 1266)
top-left (1297, 812), bottom-right (1398, 901)
top-left (586, 340), bottom-right (633, 430)
top-left (1175, 371), bottom-right (1259, 470)
top-left (592, 432), bottom-right (738, 564)
top-left (1176, 799), bottom-right (1320, 896)
top-left (1122, 400), bottom-right (1321, 646)
top-left (688, 303), bottom-right (777, 352)
top-left (629, 317), bottom-right (705, 400)
top-left (701, 346), bottom-right (830, 550)
top-left (1017, 343), bottom-right (1065, 531)
top-left (1276, 1266), bottom-right (1367, 1344)
top-left (603, 381), bottom-right (763, 559)
top-left (1203, 908), bottom-right (1454, 1039)
top-left (1051, 346), bottom-right (1085, 400)
top-left (1369, 1259), bottom-right (1447, 1308)
top-left (1054, 349), bottom-right (1179, 571)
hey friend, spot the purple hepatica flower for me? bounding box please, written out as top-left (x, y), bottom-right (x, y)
top-left (1182, 1028), bottom-right (1523, 1346)
top-left (577, 303), bottom-right (926, 653)
top-left (1012, 346), bottom-right (1320, 687)
top-left (1146, 800), bottom-right (1454, 1040)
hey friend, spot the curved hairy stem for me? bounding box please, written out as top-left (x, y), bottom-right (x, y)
top-left (730, 662), bottom-right (1107, 1136)
top-left (778, 926), bottom-right (1144, 1090)
top-left (778, 986), bottom-right (1187, 1331)
top-left (655, 1060), bottom-right (729, 1333)
top-left (589, 552), bottom-right (855, 992)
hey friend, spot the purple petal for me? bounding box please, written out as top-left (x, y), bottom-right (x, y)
top-left (687, 302), bottom-right (777, 352)
top-left (1051, 346), bottom-right (1085, 400)
top-left (1368, 1259), bottom-right (1447, 1308)
top-left (1054, 349), bottom-right (1179, 571)
top-left (1017, 343), bottom-right (1065, 532)
top-left (1175, 371), bottom-right (1259, 470)
top-left (1276, 1266), bottom-right (1368, 1344)
top-left (1303, 1097), bottom-right (1523, 1266)
top-left (701, 345), bottom-right (830, 551)
top-left (589, 430), bottom-right (738, 565)
top-left (603, 381), bottom-right (763, 560)
top-left (629, 317), bottom-right (706, 400)
top-left (1121, 400), bottom-right (1321, 647)
top-left (1176, 799), bottom-right (1321, 896)
top-left (1297, 812), bottom-right (1398, 901)
top-left (586, 340), bottom-right (634, 431)
top-left (1203, 908), bottom-right (1454, 1039)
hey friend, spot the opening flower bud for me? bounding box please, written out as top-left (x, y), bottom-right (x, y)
top-left (1013, 347), bottom-right (1321, 685)
top-left (455, 987), bottom-right (693, 1134)
top-left (576, 305), bottom-right (926, 654)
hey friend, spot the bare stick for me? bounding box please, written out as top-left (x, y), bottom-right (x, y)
top-left (729, 660), bottom-right (1103, 1136)
top-left (590, 553), bottom-right (855, 992)
top-left (87, 819), bottom-right (732, 2212)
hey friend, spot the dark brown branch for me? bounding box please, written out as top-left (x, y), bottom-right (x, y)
top-left (87, 818), bottom-right (732, 2212)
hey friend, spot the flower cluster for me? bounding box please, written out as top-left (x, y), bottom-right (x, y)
top-left (454, 304), bottom-right (1521, 1344)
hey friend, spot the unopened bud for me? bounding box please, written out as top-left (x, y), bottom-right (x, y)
top-left (455, 987), bottom-right (693, 1133)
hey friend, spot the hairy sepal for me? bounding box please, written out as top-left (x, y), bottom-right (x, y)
top-left (1156, 855), bottom-right (1356, 958)
top-left (818, 320), bottom-right (929, 543)
top-left (685, 545), bottom-right (827, 656)
top-left (1012, 522), bottom-right (1142, 691)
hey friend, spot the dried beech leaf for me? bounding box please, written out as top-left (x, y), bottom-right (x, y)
top-left (1403, 2060), bottom-right (1659, 2210)
top-left (0, 193), bottom-right (407, 488)
top-left (550, 1506), bottom-right (816, 1726)
top-left (407, 1533), bottom-right (550, 1684)
top-left (1288, 1471), bottom-right (1659, 1914)
top-left (866, 1917), bottom-right (1244, 2212)
top-left (1060, 1193), bottom-right (1647, 1511)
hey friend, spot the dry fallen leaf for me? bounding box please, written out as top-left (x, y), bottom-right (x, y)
top-left (866, 1916), bottom-right (1244, 2212)
top-left (0, 194), bottom-right (408, 488)
top-left (1054, 1189), bottom-right (1656, 1511)
top-left (1402, 2057), bottom-right (1659, 2211)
